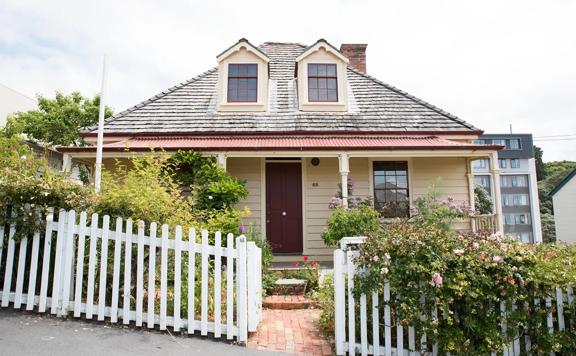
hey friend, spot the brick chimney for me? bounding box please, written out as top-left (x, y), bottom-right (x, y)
top-left (340, 44), bottom-right (368, 73)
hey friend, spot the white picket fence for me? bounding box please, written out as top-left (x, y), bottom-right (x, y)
top-left (333, 237), bottom-right (575, 356)
top-left (0, 208), bottom-right (262, 343)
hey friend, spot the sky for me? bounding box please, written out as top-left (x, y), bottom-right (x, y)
top-left (0, 0), bottom-right (575, 161)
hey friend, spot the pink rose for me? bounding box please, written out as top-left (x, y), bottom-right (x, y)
top-left (432, 273), bottom-right (443, 287)
top-left (492, 256), bottom-right (503, 263)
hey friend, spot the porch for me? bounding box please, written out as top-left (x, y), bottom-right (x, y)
top-left (221, 151), bottom-right (502, 263)
top-left (60, 136), bottom-right (503, 263)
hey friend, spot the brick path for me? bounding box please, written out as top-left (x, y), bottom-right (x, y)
top-left (248, 308), bottom-right (333, 355)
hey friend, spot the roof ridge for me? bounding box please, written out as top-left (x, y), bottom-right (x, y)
top-left (261, 42), bottom-right (307, 47)
top-left (88, 67), bottom-right (218, 132)
top-left (550, 168), bottom-right (576, 197)
top-left (346, 66), bottom-right (480, 132)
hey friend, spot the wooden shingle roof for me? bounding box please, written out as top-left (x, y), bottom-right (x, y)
top-left (86, 42), bottom-right (481, 136)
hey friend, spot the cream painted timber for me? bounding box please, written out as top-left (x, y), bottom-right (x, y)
top-left (411, 157), bottom-right (472, 230)
top-left (303, 157), bottom-right (370, 258)
top-left (216, 46), bottom-right (269, 112)
top-left (227, 157), bottom-right (263, 230)
top-left (296, 45), bottom-right (349, 112)
top-left (552, 175), bottom-right (576, 243)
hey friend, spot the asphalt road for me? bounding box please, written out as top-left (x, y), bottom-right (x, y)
top-left (0, 308), bottom-right (285, 356)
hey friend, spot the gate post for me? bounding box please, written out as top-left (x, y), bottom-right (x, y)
top-left (236, 235), bottom-right (248, 343)
top-left (334, 248), bottom-right (346, 355)
top-left (247, 241), bottom-right (262, 332)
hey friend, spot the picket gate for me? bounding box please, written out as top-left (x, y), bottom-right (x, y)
top-left (333, 237), bottom-right (575, 356)
top-left (0, 208), bottom-right (262, 343)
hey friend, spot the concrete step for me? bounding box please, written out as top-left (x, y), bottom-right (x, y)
top-left (263, 295), bottom-right (318, 310)
top-left (270, 278), bottom-right (307, 295)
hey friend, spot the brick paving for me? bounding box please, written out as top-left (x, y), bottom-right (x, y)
top-left (248, 308), bottom-right (333, 355)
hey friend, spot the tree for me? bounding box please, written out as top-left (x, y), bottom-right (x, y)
top-left (533, 145), bottom-right (546, 181)
top-left (3, 91), bottom-right (113, 146)
top-left (474, 184), bottom-right (493, 215)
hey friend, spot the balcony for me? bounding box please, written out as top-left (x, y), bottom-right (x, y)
top-left (473, 214), bottom-right (498, 234)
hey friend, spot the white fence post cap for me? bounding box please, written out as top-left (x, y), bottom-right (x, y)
top-left (339, 236), bottom-right (367, 250)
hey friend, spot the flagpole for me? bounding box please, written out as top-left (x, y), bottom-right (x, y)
top-left (94, 55), bottom-right (108, 193)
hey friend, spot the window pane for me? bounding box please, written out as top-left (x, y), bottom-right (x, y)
top-left (318, 64), bottom-right (326, 76)
top-left (228, 89), bottom-right (237, 101)
top-left (247, 78), bottom-right (257, 90)
top-left (229, 64), bottom-right (238, 76)
top-left (327, 64), bottom-right (336, 76)
top-left (318, 78), bottom-right (327, 89)
top-left (318, 89), bottom-right (327, 101)
top-left (309, 89), bottom-right (318, 101)
top-left (247, 89), bottom-right (257, 101)
top-left (397, 175), bottom-right (407, 188)
top-left (238, 64), bottom-right (247, 76)
top-left (309, 78), bottom-right (318, 89)
top-left (247, 64), bottom-right (257, 76)
top-left (308, 64), bottom-right (318, 76)
top-left (327, 78), bottom-right (337, 89)
top-left (327, 90), bottom-right (337, 101)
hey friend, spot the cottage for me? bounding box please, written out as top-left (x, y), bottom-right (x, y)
top-left (60, 39), bottom-right (503, 261)
top-left (550, 169), bottom-right (576, 243)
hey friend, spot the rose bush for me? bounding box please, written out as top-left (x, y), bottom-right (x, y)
top-left (353, 199), bottom-right (576, 354)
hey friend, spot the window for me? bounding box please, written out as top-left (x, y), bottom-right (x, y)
top-left (473, 159), bottom-right (488, 169)
top-left (501, 175), bottom-right (528, 187)
top-left (503, 194), bottom-right (529, 206)
top-left (499, 159), bottom-right (507, 169)
top-left (227, 64), bottom-right (257, 102)
top-left (510, 159), bottom-right (520, 168)
top-left (515, 213), bottom-right (530, 224)
top-left (308, 63), bottom-right (338, 102)
top-left (507, 139), bottom-right (521, 150)
top-left (474, 175), bottom-right (491, 193)
top-left (510, 232), bottom-right (532, 243)
top-left (474, 139), bottom-right (486, 144)
top-left (492, 139), bottom-right (506, 146)
top-left (505, 213), bottom-right (531, 225)
top-left (373, 161), bottom-right (409, 218)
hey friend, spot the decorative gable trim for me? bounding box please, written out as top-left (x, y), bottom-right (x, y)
top-left (217, 38), bottom-right (270, 63)
top-left (295, 39), bottom-right (349, 64)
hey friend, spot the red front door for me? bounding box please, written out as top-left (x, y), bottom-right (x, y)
top-left (266, 162), bottom-right (303, 254)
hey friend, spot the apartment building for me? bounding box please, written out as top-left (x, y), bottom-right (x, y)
top-left (473, 134), bottom-right (542, 243)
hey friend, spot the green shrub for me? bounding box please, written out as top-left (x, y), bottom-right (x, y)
top-left (167, 150), bottom-right (248, 211)
top-left (95, 154), bottom-right (198, 231)
top-left (0, 136), bottom-right (92, 240)
top-left (245, 224), bottom-right (277, 294)
top-left (313, 273), bottom-right (335, 337)
top-left (321, 205), bottom-right (380, 246)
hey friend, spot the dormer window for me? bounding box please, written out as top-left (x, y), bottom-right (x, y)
top-left (308, 64), bottom-right (338, 102)
top-left (228, 64), bottom-right (258, 102)
top-left (295, 39), bottom-right (349, 112)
